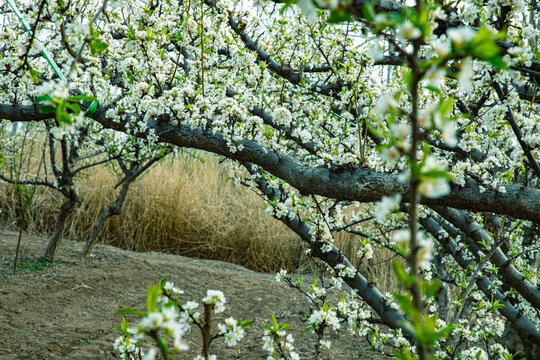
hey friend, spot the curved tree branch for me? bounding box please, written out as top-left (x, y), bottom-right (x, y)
top-left (420, 215), bottom-right (540, 346)
top-left (429, 205), bottom-right (540, 310)
top-left (1, 103), bottom-right (540, 222)
top-left (243, 161), bottom-right (411, 336)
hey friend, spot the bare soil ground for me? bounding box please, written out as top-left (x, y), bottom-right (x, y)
top-left (0, 230), bottom-right (380, 360)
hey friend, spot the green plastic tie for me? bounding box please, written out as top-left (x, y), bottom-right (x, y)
top-left (6, 0), bottom-right (98, 117)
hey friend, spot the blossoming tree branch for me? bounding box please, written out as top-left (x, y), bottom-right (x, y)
top-left (0, 0), bottom-right (539, 358)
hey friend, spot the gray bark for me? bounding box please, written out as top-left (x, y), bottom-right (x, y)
top-left (1, 105), bottom-right (539, 222)
top-left (420, 216), bottom-right (540, 357)
top-left (244, 162), bottom-right (412, 337)
top-left (42, 185), bottom-right (80, 260)
top-left (430, 206), bottom-right (540, 310)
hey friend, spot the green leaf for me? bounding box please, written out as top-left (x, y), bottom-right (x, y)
top-left (39, 105), bottom-right (56, 114)
top-left (60, 111), bottom-right (73, 125)
top-left (421, 169), bottom-right (453, 180)
top-left (30, 68), bottom-right (41, 84)
top-left (327, 8), bottom-right (352, 24)
top-left (301, 325), bottom-right (313, 336)
top-left (362, 3), bottom-right (376, 23)
top-left (157, 337), bottom-right (169, 358)
top-left (90, 39), bottom-right (109, 55)
top-left (470, 28), bottom-right (499, 57)
top-left (392, 261), bottom-right (409, 286)
top-left (85, 102), bottom-right (98, 117)
top-left (238, 319), bottom-right (254, 328)
top-left (271, 313), bottom-right (278, 330)
top-left (394, 293), bottom-right (414, 316)
top-left (120, 317), bottom-right (130, 331)
top-left (439, 96), bottom-right (455, 117)
top-left (277, 323), bottom-right (289, 331)
top-left (64, 102), bottom-right (81, 114)
top-left (116, 308), bottom-right (147, 317)
top-left (424, 85), bottom-right (442, 94)
top-left (425, 279), bottom-right (440, 298)
top-left (36, 95), bottom-right (53, 104)
top-left (485, 55), bottom-right (506, 69)
top-left (468, 27), bottom-right (507, 69)
top-left (146, 284), bottom-right (161, 313)
top-left (67, 94), bottom-right (98, 103)
top-left (159, 277), bottom-right (168, 289)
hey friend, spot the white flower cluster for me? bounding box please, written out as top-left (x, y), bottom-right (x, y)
top-left (334, 263), bottom-right (357, 278)
top-left (202, 289), bottom-right (227, 313)
top-left (375, 194), bottom-right (401, 221)
top-left (262, 330), bottom-right (300, 360)
top-left (114, 281), bottom-right (247, 360)
top-left (217, 317), bottom-right (246, 346)
top-left (113, 331), bottom-right (141, 359)
top-left (337, 294), bottom-right (372, 336)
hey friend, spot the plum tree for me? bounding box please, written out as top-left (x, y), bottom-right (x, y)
top-left (0, 0), bottom-right (538, 358)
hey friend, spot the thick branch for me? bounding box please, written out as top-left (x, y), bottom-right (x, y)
top-left (420, 215), bottom-right (540, 346)
top-left (244, 162), bottom-right (411, 335)
top-left (1, 104), bottom-right (539, 222)
top-left (430, 206), bottom-right (540, 310)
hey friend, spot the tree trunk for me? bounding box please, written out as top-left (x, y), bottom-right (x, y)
top-left (81, 178), bottom-right (132, 257)
top-left (42, 188), bottom-right (80, 260)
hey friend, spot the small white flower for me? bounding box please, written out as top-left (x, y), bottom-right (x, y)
top-left (314, 0), bottom-right (339, 9)
top-left (447, 27), bottom-right (476, 47)
top-left (457, 57), bottom-right (473, 91)
top-left (319, 339), bottom-right (331, 349)
top-left (441, 121), bottom-right (457, 146)
top-left (164, 281), bottom-right (183, 295)
top-left (202, 290), bottom-right (226, 313)
top-left (420, 177), bottom-right (451, 198)
top-left (375, 194), bottom-right (402, 221)
top-left (375, 94), bottom-right (397, 115)
top-left (417, 232), bottom-right (433, 268)
top-left (381, 147), bottom-right (400, 162)
top-left (431, 37), bottom-right (451, 57)
top-left (275, 269), bottom-right (288, 282)
top-left (398, 20), bottom-right (422, 40)
top-left (425, 66), bottom-right (445, 88)
top-left (392, 229), bottom-right (410, 247)
top-left (296, 0), bottom-right (318, 21)
top-left (272, 106), bottom-right (292, 125)
top-left (142, 347), bottom-right (157, 360)
top-left (391, 123), bottom-right (410, 140)
top-left (141, 312), bottom-right (164, 330)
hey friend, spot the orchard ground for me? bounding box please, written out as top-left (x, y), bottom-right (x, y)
top-left (0, 230), bottom-right (383, 359)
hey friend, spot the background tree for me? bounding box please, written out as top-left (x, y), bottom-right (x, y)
top-left (81, 141), bottom-right (173, 257)
top-left (0, 118), bottom-right (118, 259)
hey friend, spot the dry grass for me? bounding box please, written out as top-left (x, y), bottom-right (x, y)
top-left (0, 151), bottom-right (396, 287)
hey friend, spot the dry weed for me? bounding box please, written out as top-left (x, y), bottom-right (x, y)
top-left (0, 152), bottom-right (395, 283)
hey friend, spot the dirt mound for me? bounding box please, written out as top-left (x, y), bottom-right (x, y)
top-left (0, 231), bottom-right (378, 359)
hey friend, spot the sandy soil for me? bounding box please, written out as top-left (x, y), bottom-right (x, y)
top-left (0, 230), bottom-right (380, 360)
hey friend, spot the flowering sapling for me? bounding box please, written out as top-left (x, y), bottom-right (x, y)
top-left (263, 314), bottom-right (300, 360)
top-left (116, 277), bottom-right (251, 360)
top-left (274, 268), bottom-right (346, 357)
top-left (113, 317), bottom-right (144, 360)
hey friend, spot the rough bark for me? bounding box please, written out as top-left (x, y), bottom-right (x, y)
top-left (42, 186), bottom-right (80, 260)
top-left (81, 179), bottom-right (130, 257)
top-left (244, 162), bottom-right (412, 337)
top-left (420, 215), bottom-right (540, 357)
top-left (1, 104), bottom-right (539, 222)
top-left (430, 205), bottom-right (540, 310)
